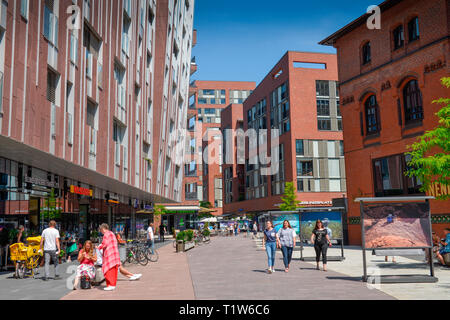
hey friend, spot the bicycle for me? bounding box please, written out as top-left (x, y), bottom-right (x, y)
top-left (145, 247), bottom-right (159, 262)
top-left (123, 241), bottom-right (148, 266)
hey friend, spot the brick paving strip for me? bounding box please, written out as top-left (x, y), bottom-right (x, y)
top-left (187, 236), bottom-right (395, 300)
top-left (61, 242), bottom-right (195, 300)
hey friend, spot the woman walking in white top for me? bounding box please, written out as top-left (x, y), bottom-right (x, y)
top-left (276, 220), bottom-right (297, 273)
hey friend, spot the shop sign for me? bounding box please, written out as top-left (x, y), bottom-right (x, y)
top-left (108, 199), bottom-right (120, 204)
top-left (70, 185), bottom-right (93, 197)
top-left (427, 182), bottom-right (449, 198)
top-left (299, 201), bottom-right (332, 206)
top-left (25, 176), bottom-right (59, 188)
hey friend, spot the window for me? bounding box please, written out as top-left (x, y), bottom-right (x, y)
top-left (393, 25), bottom-right (404, 50)
top-left (328, 159), bottom-right (340, 178)
top-left (297, 179), bottom-right (304, 192)
top-left (362, 42), bottom-right (371, 65)
top-left (297, 160), bottom-right (313, 176)
top-left (188, 117), bottom-right (195, 131)
top-left (0, 71), bottom-right (3, 113)
top-left (198, 98), bottom-right (207, 104)
top-left (69, 32), bottom-right (78, 64)
top-left (47, 69), bottom-right (58, 103)
top-left (403, 79), bottom-right (423, 123)
top-left (20, 0), bottom-right (29, 20)
top-left (373, 154), bottom-right (423, 197)
top-left (316, 81), bottom-right (330, 97)
top-left (337, 119), bottom-right (343, 131)
top-left (317, 100), bottom-right (330, 116)
top-left (365, 95), bottom-right (379, 135)
top-left (408, 17), bottom-right (420, 42)
top-left (86, 101), bottom-right (97, 128)
top-left (296, 140), bottom-right (304, 155)
top-left (318, 119), bottom-right (331, 131)
top-left (44, 0), bottom-right (58, 46)
top-left (339, 141), bottom-right (344, 156)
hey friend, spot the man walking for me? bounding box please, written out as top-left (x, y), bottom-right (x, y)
top-left (147, 223), bottom-right (155, 254)
top-left (40, 220), bottom-right (61, 281)
top-left (159, 224), bottom-right (166, 243)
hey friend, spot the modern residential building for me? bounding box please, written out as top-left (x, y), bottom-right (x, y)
top-left (188, 80), bottom-right (255, 216)
top-left (320, 0), bottom-right (450, 244)
top-left (222, 51), bottom-right (347, 217)
top-left (0, 0), bottom-right (195, 239)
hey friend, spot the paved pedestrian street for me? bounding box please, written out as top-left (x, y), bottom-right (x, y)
top-left (2, 236), bottom-right (450, 300)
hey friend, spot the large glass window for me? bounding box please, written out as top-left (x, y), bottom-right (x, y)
top-left (297, 160), bottom-right (313, 177)
top-left (373, 154), bottom-right (423, 197)
top-left (316, 80), bottom-right (329, 97)
top-left (403, 79), bottom-right (423, 123)
top-left (296, 140), bottom-right (304, 155)
top-left (408, 17), bottom-right (420, 42)
top-left (365, 95), bottom-right (379, 135)
top-left (317, 100), bottom-right (330, 116)
top-left (393, 25), bottom-right (404, 50)
top-left (362, 42), bottom-right (371, 65)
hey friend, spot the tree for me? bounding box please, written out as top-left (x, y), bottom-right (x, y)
top-left (279, 182), bottom-right (300, 211)
top-left (406, 77), bottom-right (450, 200)
top-left (199, 201), bottom-right (212, 208)
top-left (153, 204), bottom-right (168, 216)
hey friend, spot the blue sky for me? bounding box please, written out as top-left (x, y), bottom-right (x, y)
top-left (192, 0), bottom-right (378, 84)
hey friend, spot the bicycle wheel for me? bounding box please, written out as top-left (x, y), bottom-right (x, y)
top-left (17, 263), bottom-right (26, 279)
top-left (148, 250), bottom-right (159, 262)
top-left (196, 235), bottom-right (203, 245)
top-left (173, 240), bottom-right (177, 248)
top-left (137, 248), bottom-right (149, 266)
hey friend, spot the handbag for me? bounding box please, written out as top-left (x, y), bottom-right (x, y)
top-left (80, 275), bottom-right (91, 289)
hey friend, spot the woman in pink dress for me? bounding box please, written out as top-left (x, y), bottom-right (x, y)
top-left (97, 224), bottom-right (121, 291)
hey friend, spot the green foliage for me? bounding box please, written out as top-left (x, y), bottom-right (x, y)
top-left (153, 205), bottom-right (167, 216)
top-left (185, 229), bottom-right (194, 242)
top-left (202, 228), bottom-right (211, 237)
top-left (8, 229), bottom-right (18, 243)
top-left (198, 212), bottom-right (214, 219)
top-left (176, 231), bottom-right (185, 241)
top-left (406, 77), bottom-right (450, 200)
top-left (199, 201), bottom-right (212, 208)
top-left (279, 182), bottom-right (300, 211)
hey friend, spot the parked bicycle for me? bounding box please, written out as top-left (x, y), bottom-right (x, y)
top-left (123, 240), bottom-right (148, 266)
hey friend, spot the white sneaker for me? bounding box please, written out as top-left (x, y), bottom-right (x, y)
top-left (129, 274), bottom-right (142, 281)
top-left (271, 268), bottom-right (275, 273)
top-left (104, 286), bottom-right (116, 291)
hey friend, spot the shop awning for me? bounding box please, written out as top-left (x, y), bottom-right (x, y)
top-left (0, 135), bottom-right (176, 204)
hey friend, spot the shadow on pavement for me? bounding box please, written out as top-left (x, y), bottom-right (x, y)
top-left (376, 262), bottom-right (428, 269)
top-left (325, 276), bottom-right (363, 282)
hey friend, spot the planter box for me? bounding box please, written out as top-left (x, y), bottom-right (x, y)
top-left (183, 241), bottom-right (195, 251)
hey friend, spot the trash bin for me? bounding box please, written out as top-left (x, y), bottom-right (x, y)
top-left (176, 240), bottom-right (184, 253)
top-left (119, 245), bottom-right (127, 263)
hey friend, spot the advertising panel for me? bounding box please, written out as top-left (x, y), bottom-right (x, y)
top-left (363, 202), bottom-right (432, 249)
top-left (300, 211), bottom-right (343, 240)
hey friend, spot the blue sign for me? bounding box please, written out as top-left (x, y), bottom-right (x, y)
top-left (273, 214), bottom-right (300, 234)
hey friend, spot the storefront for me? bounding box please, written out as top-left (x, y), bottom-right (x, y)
top-left (0, 156), bottom-right (151, 242)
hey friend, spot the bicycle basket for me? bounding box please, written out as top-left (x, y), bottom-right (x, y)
top-left (9, 243), bottom-right (28, 261)
top-left (26, 236), bottom-right (42, 246)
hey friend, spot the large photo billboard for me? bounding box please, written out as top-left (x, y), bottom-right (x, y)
top-left (362, 202), bottom-right (432, 249)
top-left (273, 214), bottom-right (300, 234)
top-left (300, 211), bottom-right (343, 240)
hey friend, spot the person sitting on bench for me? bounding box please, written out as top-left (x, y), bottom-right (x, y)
top-left (436, 228), bottom-right (450, 266)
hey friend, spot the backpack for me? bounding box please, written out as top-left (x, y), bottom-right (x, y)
top-left (80, 275), bottom-right (91, 289)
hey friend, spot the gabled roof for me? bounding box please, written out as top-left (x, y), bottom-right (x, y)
top-left (319, 0), bottom-right (404, 46)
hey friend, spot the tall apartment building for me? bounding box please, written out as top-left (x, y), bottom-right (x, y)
top-left (0, 0), bottom-right (195, 239)
top-left (320, 0), bottom-right (450, 244)
top-left (188, 80), bottom-right (255, 216)
top-left (222, 51), bottom-right (347, 216)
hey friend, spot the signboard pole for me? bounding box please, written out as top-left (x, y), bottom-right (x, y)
top-left (426, 199), bottom-right (435, 278)
top-left (360, 201), bottom-right (367, 282)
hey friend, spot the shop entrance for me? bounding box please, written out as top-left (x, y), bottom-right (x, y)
top-left (79, 204), bottom-right (89, 242)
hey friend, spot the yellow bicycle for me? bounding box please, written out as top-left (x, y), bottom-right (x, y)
top-left (9, 236), bottom-right (43, 279)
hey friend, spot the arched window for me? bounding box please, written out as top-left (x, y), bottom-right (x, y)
top-left (403, 79), bottom-right (423, 123)
top-left (362, 42), bottom-right (371, 65)
top-left (365, 95), bottom-right (379, 134)
top-left (408, 17), bottom-right (420, 42)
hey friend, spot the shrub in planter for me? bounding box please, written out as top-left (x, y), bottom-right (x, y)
top-left (202, 228), bottom-right (211, 237)
top-left (185, 230), bottom-right (194, 242)
top-left (176, 231), bottom-right (185, 242)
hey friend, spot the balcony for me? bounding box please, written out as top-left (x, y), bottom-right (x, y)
top-left (185, 192), bottom-right (198, 201)
top-left (190, 57), bottom-right (197, 75)
top-left (192, 29), bottom-right (197, 48)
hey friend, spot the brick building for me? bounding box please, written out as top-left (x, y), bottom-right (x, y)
top-left (222, 51), bottom-right (347, 216)
top-left (320, 0), bottom-right (450, 244)
top-left (187, 80), bottom-right (255, 216)
top-left (0, 0), bottom-right (195, 239)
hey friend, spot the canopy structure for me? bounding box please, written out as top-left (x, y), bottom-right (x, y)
top-left (200, 217), bottom-right (218, 223)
